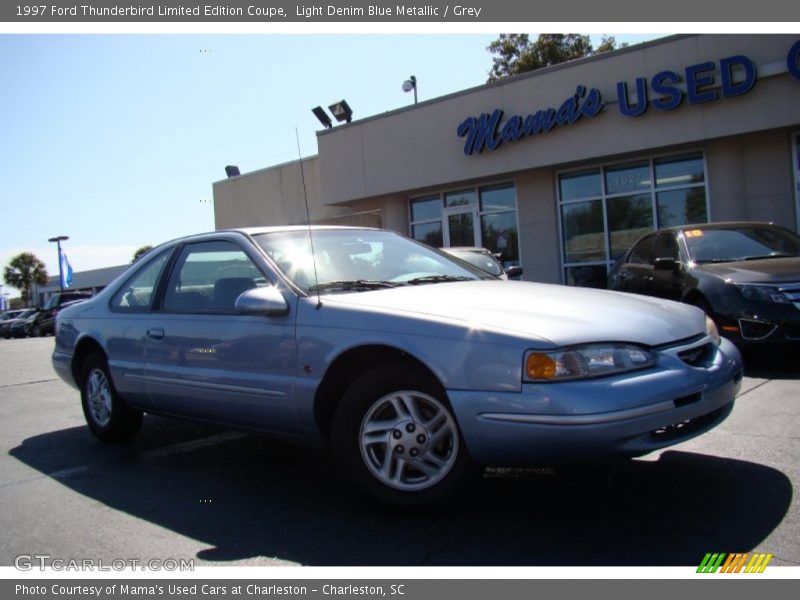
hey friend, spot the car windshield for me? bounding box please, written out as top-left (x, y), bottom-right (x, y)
top-left (684, 226), bottom-right (800, 263)
top-left (16, 309), bottom-right (36, 319)
top-left (254, 229), bottom-right (487, 294)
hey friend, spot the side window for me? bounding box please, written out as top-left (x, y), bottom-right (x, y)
top-left (628, 236), bottom-right (655, 265)
top-left (163, 240), bottom-right (265, 313)
top-left (654, 233), bottom-right (680, 261)
top-left (110, 249), bottom-right (172, 312)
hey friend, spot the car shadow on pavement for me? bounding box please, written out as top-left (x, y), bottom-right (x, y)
top-left (742, 345), bottom-right (800, 380)
top-left (9, 418), bottom-right (792, 567)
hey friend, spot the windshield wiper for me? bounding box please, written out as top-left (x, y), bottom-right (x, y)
top-left (406, 275), bottom-right (475, 285)
top-left (307, 280), bottom-right (402, 293)
top-left (695, 258), bottom-right (734, 264)
top-left (739, 253), bottom-right (796, 261)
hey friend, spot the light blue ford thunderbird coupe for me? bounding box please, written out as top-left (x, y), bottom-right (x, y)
top-left (53, 227), bottom-right (743, 508)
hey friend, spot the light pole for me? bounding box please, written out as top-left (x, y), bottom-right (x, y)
top-left (402, 75), bottom-right (418, 104)
top-left (48, 235), bottom-right (69, 295)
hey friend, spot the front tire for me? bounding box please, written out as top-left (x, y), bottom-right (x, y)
top-left (331, 362), bottom-right (474, 509)
top-left (80, 352), bottom-right (143, 442)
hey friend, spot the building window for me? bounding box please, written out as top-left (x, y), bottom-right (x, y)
top-left (409, 183), bottom-right (520, 267)
top-left (409, 195), bottom-right (443, 247)
top-left (558, 151), bottom-right (708, 287)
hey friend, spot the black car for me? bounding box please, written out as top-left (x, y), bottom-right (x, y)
top-left (608, 222), bottom-right (800, 346)
top-left (37, 291), bottom-right (92, 336)
top-left (0, 310), bottom-right (24, 338)
top-left (441, 247), bottom-right (524, 280)
top-left (1, 309), bottom-right (38, 338)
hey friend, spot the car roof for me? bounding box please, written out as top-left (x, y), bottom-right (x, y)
top-left (141, 225), bottom-right (385, 255)
top-left (660, 221), bottom-right (778, 234)
top-left (234, 225), bottom-right (380, 236)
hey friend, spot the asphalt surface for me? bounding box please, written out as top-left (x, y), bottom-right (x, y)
top-left (1, 337), bottom-right (798, 567)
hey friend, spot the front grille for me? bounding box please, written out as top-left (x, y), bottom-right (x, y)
top-left (780, 283), bottom-right (800, 310)
top-left (785, 321), bottom-right (800, 340)
top-left (678, 343), bottom-right (716, 368)
top-left (650, 404), bottom-right (731, 442)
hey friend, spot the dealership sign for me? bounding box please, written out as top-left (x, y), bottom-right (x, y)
top-left (458, 40), bottom-right (800, 156)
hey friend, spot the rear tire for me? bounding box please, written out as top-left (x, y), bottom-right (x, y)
top-left (80, 352), bottom-right (143, 442)
top-left (331, 361), bottom-right (474, 510)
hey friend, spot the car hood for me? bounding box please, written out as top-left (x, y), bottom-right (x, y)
top-left (323, 280), bottom-right (705, 347)
top-left (695, 256), bottom-right (800, 284)
top-left (5, 318), bottom-right (29, 325)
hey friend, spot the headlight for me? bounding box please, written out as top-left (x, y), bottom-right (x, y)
top-left (737, 284), bottom-right (788, 304)
top-left (524, 344), bottom-right (655, 382)
top-left (705, 315), bottom-right (720, 346)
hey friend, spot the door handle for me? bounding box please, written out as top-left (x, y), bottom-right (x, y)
top-left (147, 327), bottom-right (165, 340)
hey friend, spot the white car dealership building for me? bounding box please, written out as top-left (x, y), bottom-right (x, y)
top-left (213, 34), bottom-right (800, 287)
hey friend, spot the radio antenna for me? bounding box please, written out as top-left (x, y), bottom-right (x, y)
top-left (295, 128), bottom-right (322, 309)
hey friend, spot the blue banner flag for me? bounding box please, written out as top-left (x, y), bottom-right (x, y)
top-left (60, 252), bottom-right (73, 288)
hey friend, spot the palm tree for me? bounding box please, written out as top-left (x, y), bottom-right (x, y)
top-left (132, 245), bottom-right (154, 263)
top-left (3, 252), bottom-right (49, 307)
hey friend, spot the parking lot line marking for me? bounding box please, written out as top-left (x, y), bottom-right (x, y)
top-left (0, 378), bottom-right (58, 390)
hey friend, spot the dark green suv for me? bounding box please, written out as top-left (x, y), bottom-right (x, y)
top-left (37, 292), bottom-right (92, 336)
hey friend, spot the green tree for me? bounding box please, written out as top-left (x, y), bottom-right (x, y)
top-left (3, 252), bottom-right (49, 307)
top-left (487, 34), bottom-right (623, 81)
top-left (132, 245), bottom-right (154, 263)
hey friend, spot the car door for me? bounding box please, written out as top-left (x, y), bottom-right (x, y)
top-left (143, 237), bottom-right (300, 434)
top-left (615, 235), bottom-right (656, 294)
top-left (650, 232), bottom-right (684, 301)
top-left (105, 247), bottom-right (175, 408)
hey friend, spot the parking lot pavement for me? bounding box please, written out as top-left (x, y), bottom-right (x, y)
top-left (1, 337), bottom-right (799, 567)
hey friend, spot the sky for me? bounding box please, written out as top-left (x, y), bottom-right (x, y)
top-left (0, 33), bottom-right (662, 296)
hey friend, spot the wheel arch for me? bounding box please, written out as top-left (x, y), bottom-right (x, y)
top-left (683, 289), bottom-right (712, 312)
top-left (71, 336), bottom-right (107, 386)
top-left (313, 344), bottom-right (442, 443)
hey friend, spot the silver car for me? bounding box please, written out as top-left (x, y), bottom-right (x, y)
top-left (53, 226), bottom-right (743, 508)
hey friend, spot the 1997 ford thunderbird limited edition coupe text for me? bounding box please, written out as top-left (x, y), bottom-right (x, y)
top-left (53, 227), bottom-right (743, 507)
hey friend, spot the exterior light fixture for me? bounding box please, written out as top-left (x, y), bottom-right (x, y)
top-left (224, 165), bottom-right (240, 178)
top-left (402, 75), bottom-right (417, 104)
top-left (312, 106), bottom-right (333, 129)
top-left (328, 100), bottom-right (353, 124)
top-left (48, 235), bottom-right (70, 294)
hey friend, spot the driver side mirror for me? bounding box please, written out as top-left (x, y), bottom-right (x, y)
top-left (504, 265), bottom-right (524, 279)
top-left (653, 257), bottom-right (680, 273)
top-left (234, 287), bottom-right (289, 316)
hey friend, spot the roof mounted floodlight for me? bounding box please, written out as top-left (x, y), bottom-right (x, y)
top-left (312, 106), bottom-right (333, 129)
top-left (225, 165), bottom-right (240, 178)
top-left (402, 75), bottom-right (417, 104)
top-left (328, 99), bottom-right (353, 124)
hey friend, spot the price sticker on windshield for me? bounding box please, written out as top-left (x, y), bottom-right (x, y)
top-left (685, 229), bottom-right (705, 238)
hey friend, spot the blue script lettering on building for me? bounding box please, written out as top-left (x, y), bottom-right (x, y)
top-left (457, 86), bottom-right (604, 155)
top-left (616, 55), bottom-right (757, 117)
top-left (456, 38), bottom-right (800, 157)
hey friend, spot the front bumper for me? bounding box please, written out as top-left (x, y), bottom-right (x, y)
top-left (448, 337), bottom-right (743, 466)
top-left (713, 291), bottom-right (800, 345)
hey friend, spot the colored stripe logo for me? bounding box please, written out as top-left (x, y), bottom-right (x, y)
top-left (697, 552), bottom-right (773, 573)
